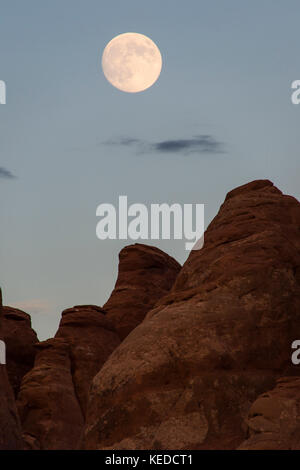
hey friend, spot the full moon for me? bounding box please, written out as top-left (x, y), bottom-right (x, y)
top-left (102, 32), bottom-right (162, 93)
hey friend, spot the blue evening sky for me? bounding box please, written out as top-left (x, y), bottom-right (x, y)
top-left (0, 0), bottom-right (299, 338)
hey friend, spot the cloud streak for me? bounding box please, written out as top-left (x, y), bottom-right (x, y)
top-left (0, 167), bottom-right (16, 179)
top-left (152, 135), bottom-right (223, 153)
top-left (10, 299), bottom-right (50, 314)
top-left (104, 135), bottom-right (224, 155)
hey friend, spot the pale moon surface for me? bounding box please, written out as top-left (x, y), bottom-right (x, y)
top-left (102, 32), bottom-right (162, 93)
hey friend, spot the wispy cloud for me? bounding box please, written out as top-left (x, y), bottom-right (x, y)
top-left (9, 300), bottom-right (50, 314)
top-left (0, 167), bottom-right (16, 179)
top-left (104, 135), bottom-right (224, 155)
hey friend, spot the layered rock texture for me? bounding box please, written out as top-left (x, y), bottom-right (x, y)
top-left (103, 244), bottom-right (181, 339)
top-left (2, 180), bottom-right (300, 450)
top-left (83, 180), bottom-right (300, 450)
top-left (0, 290), bottom-right (23, 450)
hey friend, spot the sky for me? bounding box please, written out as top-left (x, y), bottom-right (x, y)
top-left (0, 0), bottom-right (300, 339)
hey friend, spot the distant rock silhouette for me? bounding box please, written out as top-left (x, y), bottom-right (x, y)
top-left (104, 243), bottom-right (181, 340)
top-left (83, 180), bottom-right (300, 449)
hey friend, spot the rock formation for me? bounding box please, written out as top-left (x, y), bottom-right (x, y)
top-left (83, 180), bottom-right (300, 450)
top-left (238, 377), bottom-right (300, 450)
top-left (17, 305), bottom-right (120, 449)
top-left (3, 306), bottom-right (38, 397)
top-left (13, 246), bottom-right (180, 449)
top-left (0, 289), bottom-right (23, 450)
top-left (103, 243), bottom-right (181, 339)
top-left (55, 305), bottom-right (120, 415)
top-left (3, 179), bottom-right (300, 451)
top-left (17, 338), bottom-right (84, 450)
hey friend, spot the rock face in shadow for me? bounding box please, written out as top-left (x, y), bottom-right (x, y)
top-left (83, 180), bottom-right (300, 450)
top-left (17, 305), bottom-right (120, 449)
top-left (104, 244), bottom-right (181, 340)
top-left (3, 306), bottom-right (38, 397)
top-left (238, 377), bottom-right (300, 450)
top-left (55, 305), bottom-right (120, 415)
top-left (17, 338), bottom-right (84, 450)
top-left (0, 290), bottom-right (23, 450)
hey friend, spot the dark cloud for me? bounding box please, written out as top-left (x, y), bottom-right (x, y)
top-left (0, 167), bottom-right (16, 179)
top-left (152, 135), bottom-right (223, 154)
top-left (104, 135), bottom-right (224, 155)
